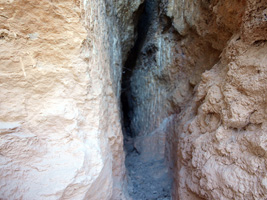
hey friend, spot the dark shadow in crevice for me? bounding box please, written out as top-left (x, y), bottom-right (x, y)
top-left (121, 2), bottom-right (174, 199)
top-left (121, 0), bottom-right (152, 138)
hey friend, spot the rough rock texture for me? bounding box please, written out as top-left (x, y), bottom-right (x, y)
top-left (0, 0), bottom-right (142, 199)
top-left (167, 0), bottom-right (267, 199)
top-left (128, 0), bottom-right (220, 166)
top-left (0, 0), bottom-right (266, 199)
top-left (125, 0), bottom-right (266, 199)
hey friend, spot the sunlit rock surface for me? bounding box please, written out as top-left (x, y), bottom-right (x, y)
top-left (0, 0), bottom-right (143, 199)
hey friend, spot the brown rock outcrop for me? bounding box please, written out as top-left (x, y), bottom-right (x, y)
top-left (167, 0), bottom-right (267, 199)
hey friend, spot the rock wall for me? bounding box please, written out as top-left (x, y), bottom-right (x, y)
top-left (166, 0), bottom-right (267, 199)
top-left (126, 0), bottom-right (266, 199)
top-left (0, 0), bottom-right (142, 199)
top-left (128, 0), bottom-right (221, 162)
top-left (0, 0), bottom-right (266, 199)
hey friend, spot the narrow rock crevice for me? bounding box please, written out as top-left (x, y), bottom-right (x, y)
top-left (121, 0), bottom-right (151, 138)
top-left (120, 0), bottom-right (172, 199)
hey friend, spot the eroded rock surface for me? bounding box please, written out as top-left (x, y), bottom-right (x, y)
top-left (0, 0), bottom-right (143, 199)
top-left (0, 0), bottom-right (266, 199)
top-left (123, 0), bottom-right (266, 199)
top-left (167, 1), bottom-right (267, 199)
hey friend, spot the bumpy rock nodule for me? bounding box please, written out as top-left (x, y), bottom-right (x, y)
top-left (167, 1), bottom-right (267, 199)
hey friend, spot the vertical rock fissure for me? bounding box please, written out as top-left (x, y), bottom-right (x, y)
top-left (121, 1), bottom-right (173, 199)
top-left (121, 0), bottom-right (151, 138)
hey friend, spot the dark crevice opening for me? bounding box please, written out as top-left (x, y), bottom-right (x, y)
top-left (121, 0), bottom-right (152, 138)
top-left (120, 1), bottom-right (173, 199)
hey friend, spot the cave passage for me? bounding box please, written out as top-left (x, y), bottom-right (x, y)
top-left (120, 0), bottom-right (172, 199)
top-left (120, 0), bottom-right (152, 138)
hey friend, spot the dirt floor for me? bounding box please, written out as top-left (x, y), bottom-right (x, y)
top-left (125, 138), bottom-right (172, 200)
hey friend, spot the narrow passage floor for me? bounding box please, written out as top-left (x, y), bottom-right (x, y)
top-left (125, 137), bottom-right (172, 200)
